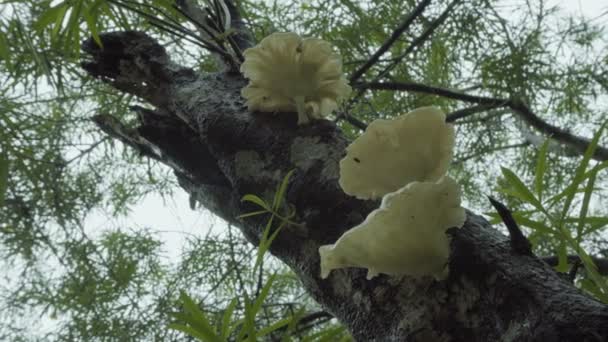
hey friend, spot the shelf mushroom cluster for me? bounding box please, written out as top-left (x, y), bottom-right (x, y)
top-left (319, 107), bottom-right (466, 280)
top-left (240, 32), bottom-right (351, 125)
top-left (239, 33), bottom-right (464, 280)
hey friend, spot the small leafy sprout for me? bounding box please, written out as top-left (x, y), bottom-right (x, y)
top-left (238, 170), bottom-right (300, 270)
top-left (494, 122), bottom-right (608, 303)
top-left (169, 171), bottom-right (307, 341)
top-left (169, 276), bottom-right (292, 341)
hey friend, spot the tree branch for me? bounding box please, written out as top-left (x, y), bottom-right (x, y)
top-left (507, 98), bottom-right (608, 161)
top-left (223, 0), bottom-right (254, 51)
top-left (355, 81), bottom-right (507, 105)
top-left (107, 0), bottom-right (217, 53)
top-left (335, 110), bottom-right (368, 131)
top-left (452, 143), bottom-right (528, 164)
top-left (445, 104), bottom-right (502, 123)
top-left (340, 0), bottom-right (461, 128)
top-left (348, 0), bottom-right (432, 84)
top-left (356, 81), bottom-right (608, 161)
top-left (375, 0), bottom-right (462, 80)
top-left (542, 255), bottom-right (608, 276)
top-left (173, 0), bottom-right (241, 70)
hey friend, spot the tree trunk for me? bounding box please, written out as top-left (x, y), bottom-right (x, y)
top-left (81, 31), bottom-right (608, 341)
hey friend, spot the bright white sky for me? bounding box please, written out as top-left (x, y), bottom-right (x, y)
top-left (553, 0), bottom-right (607, 17)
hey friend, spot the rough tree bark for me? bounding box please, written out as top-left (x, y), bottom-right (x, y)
top-left (80, 29), bottom-right (608, 342)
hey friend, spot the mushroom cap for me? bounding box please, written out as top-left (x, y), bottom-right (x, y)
top-left (240, 32), bottom-right (351, 124)
top-left (339, 106), bottom-right (455, 199)
top-left (319, 176), bottom-right (466, 280)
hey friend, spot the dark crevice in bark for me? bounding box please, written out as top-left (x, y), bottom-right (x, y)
top-left (82, 31), bottom-right (608, 341)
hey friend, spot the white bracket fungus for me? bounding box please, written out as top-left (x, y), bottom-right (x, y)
top-left (339, 106), bottom-right (455, 199)
top-left (319, 176), bottom-right (466, 280)
top-left (240, 32), bottom-right (351, 125)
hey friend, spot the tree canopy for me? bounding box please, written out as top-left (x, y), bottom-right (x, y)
top-left (0, 0), bottom-right (607, 340)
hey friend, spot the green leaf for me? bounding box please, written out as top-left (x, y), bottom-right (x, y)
top-left (83, 2), bottom-right (102, 47)
top-left (534, 139), bottom-right (549, 199)
top-left (0, 29), bottom-right (10, 62)
top-left (176, 292), bottom-right (222, 342)
top-left (251, 274), bottom-right (276, 316)
top-left (254, 216), bottom-right (274, 271)
top-left (238, 297), bottom-right (256, 341)
top-left (574, 247), bottom-right (608, 302)
top-left (241, 194), bottom-right (271, 211)
top-left (558, 122), bottom-right (606, 225)
top-left (558, 227), bottom-right (608, 299)
top-left (580, 278), bottom-right (608, 304)
top-left (50, 3), bottom-right (69, 40)
top-left (257, 317), bottom-right (291, 337)
top-left (220, 298), bottom-right (238, 339)
top-left (237, 210), bottom-right (269, 219)
top-left (168, 323), bottom-right (210, 341)
top-left (33, 2), bottom-right (68, 33)
top-left (576, 167), bottom-right (597, 243)
top-left (0, 154), bottom-right (8, 206)
top-left (303, 325), bottom-right (350, 342)
top-left (499, 167), bottom-right (544, 212)
top-left (62, 0), bottom-right (83, 58)
top-left (272, 169), bottom-right (295, 211)
top-left (545, 160), bottom-right (608, 207)
top-left (582, 217), bottom-right (608, 235)
top-left (280, 308), bottom-right (305, 341)
top-left (486, 209), bottom-right (556, 236)
top-left (584, 160), bottom-right (608, 179)
top-left (512, 215), bottom-right (555, 235)
top-left (555, 242), bottom-right (569, 273)
top-left (254, 216), bottom-right (289, 271)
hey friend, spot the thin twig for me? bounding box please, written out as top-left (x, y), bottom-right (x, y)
top-left (542, 255), bottom-right (608, 276)
top-left (355, 81), bottom-right (507, 105)
top-left (146, 20), bottom-right (211, 51)
top-left (173, 0), bottom-right (240, 70)
top-left (223, 0), bottom-right (254, 50)
top-left (508, 98), bottom-right (608, 161)
top-left (338, 0), bottom-right (463, 129)
top-left (375, 0), bottom-right (462, 81)
top-left (273, 310), bottom-right (334, 335)
top-left (107, 0), bottom-right (218, 53)
top-left (356, 81), bottom-right (608, 161)
top-left (64, 137), bottom-right (110, 165)
top-left (335, 110), bottom-right (368, 131)
top-left (453, 143), bottom-right (528, 164)
top-left (445, 104), bottom-right (502, 123)
top-left (349, 0), bottom-right (432, 83)
top-left (451, 109), bottom-right (509, 125)
top-left (567, 258), bottom-right (582, 283)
